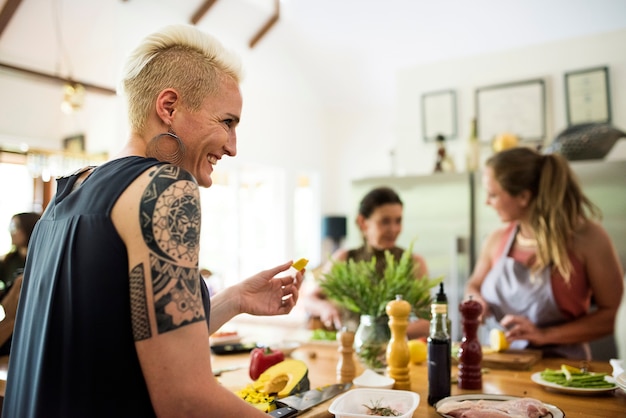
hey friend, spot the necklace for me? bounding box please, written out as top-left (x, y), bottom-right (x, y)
top-left (516, 233), bottom-right (537, 247)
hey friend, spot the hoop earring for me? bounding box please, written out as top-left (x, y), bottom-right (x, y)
top-left (146, 129), bottom-right (186, 165)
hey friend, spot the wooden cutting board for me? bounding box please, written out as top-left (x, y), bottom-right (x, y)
top-left (453, 349), bottom-right (542, 370)
top-left (303, 398), bottom-right (334, 418)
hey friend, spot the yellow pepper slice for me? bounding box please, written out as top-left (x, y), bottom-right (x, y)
top-left (292, 258), bottom-right (309, 271)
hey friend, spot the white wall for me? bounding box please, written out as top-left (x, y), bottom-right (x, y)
top-left (315, 29), bottom-right (626, 223)
top-left (1, 28), bottom-right (625, 225)
top-left (392, 29), bottom-right (626, 181)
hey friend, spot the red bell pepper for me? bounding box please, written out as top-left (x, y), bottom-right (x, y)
top-left (249, 346), bottom-right (285, 380)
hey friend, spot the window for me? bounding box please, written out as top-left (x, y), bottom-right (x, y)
top-left (0, 154), bottom-right (321, 290)
top-left (0, 162), bottom-right (35, 254)
top-left (198, 165), bottom-right (320, 292)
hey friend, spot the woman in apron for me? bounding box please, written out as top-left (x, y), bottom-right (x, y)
top-left (465, 147), bottom-right (623, 360)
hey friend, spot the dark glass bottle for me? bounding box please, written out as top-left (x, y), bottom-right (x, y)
top-left (427, 283), bottom-right (451, 406)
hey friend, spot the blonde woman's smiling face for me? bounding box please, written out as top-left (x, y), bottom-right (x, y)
top-left (176, 77), bottom-right (242, 188)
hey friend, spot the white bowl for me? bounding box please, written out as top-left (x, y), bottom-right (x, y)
top-left (270, 340), bottom-right (302, 357)
top-left (352, 369), bottom-right (395, 389)
top-left (328, 388), bottom-right (419, 418)
top-left (616, 371), bottom-right (626, 393)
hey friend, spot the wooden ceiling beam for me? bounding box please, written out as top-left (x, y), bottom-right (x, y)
top-left (191, 0), bottom-right (218, 25)
top-left (0, 62), bottom-right (117, 95)
top-left (249, 0), bottom-right (279, 48)
top-left (0, 0), bottom-right (23, 38)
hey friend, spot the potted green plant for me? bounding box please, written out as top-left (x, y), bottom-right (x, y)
top-left (320, 242), bottom-right (442, 371)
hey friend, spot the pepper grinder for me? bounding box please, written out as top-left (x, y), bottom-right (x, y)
top-left (336, 329), bottom-right (356, 383)
top-left (385, 294), bottom-right (411, 390)
top-left (458, 296), bottom-right (483, 390)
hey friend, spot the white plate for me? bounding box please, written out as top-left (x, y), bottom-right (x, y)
top-left (615, 371), bottom-right (626, 392)
top-left (352, 369), bottom-right (395, 389)
top-left (531, 371), bottom-right (617, 395)
top-left (434, 394), bottom-right (563, 418)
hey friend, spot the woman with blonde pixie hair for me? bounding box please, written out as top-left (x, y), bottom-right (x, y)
top-left (3, 24), bottom-right (304, 418)
top-left (465, 147), bottom-right (623, 360)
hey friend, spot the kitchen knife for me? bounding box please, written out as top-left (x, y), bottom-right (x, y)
top-left (268, 382), bottom-right (352, 417)
top-left (212, 365), bottom-right (247, 376)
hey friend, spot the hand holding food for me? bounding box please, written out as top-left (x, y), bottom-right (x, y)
top-left (292, 258), bottom-right (309, 271)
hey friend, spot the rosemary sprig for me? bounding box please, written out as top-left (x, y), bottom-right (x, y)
top-left (363, 398), bottom-right (401, 416)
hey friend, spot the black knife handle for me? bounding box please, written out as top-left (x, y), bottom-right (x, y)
top-left (268, 407), bottom-right (299, 417)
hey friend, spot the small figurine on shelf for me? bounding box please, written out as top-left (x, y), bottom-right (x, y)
top-left (434, 134), bottom-right (456, 173)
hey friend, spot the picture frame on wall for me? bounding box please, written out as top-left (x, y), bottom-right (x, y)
top-left (564, 66), bottom-right (611, 126)
top-left (421, 89), bottom-right (457, 142)
top-left (475, 79), bottom-right (545, 144)
top-left (62, 134), bottom-right (85, 153)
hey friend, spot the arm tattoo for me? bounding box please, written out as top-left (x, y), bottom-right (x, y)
top-left (140, 165), bottom-right (200, 263)
top-left (130, 263), bottom-right (151, 341)
top-left (151, 255), bottom-right (205, 333)
top-left (137, 165), bottom-right (205, 335)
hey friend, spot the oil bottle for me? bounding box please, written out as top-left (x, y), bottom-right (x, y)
top-left (427, 283), bottom-right (451, 406)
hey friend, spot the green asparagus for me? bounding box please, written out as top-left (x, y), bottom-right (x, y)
top-left (540, 368), bottom-right (615, 388)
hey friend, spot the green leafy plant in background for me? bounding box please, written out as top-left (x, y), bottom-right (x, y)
top-left (319, 241), bottom-right (442, 320)
top-left (319, 242), bottom-right (442, 371)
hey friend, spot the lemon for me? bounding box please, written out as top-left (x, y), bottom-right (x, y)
top-left (492, 133), bottom-right (519, 153)
top-left (408, 339), bottom-right (427, 364)
top-left (561, 364), bottom-right (581, 381)
top-left (561, 364), bottom-right (582, 373)
top-left (489, 329), bottom-right (509, 352)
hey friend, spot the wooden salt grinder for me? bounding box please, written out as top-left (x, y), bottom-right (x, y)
top-left (337, 329), bottom-right (356, 383)
top-left (385, 294), bottom-right (411, 390)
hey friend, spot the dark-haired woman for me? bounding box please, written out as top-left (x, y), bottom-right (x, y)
top-left (304, 186), bottom-right (430, 338)
top-left (0, 212), bottom-right (40, 355)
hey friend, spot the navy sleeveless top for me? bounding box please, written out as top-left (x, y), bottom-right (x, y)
top-left (3, 156), bottom-right (212, 418)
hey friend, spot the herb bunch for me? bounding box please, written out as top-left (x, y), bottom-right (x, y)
top-left (363, 399), bottom-right (400, 416)
top-left (319, 242), bottom-right (442, 319)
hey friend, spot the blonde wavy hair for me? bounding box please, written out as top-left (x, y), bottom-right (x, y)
top-left (486, 147), bottom-right (601, 282)
top-left (118, 24), bottom-right (243, 134)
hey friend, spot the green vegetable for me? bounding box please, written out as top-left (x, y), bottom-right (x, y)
top-left (319, 241), bottom-right (442, 318)
top-left (358, 343), bottom-right (387, 371)
top-left (310, 329), bottom-right (337, 341)
top-left (540, 368), bottom-right (615, 388)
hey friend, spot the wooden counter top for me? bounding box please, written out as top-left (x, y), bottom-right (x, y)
top-left (1, 346), bottom-right (623, 416)
top-left (214, 342), bottom-right (626, 417)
